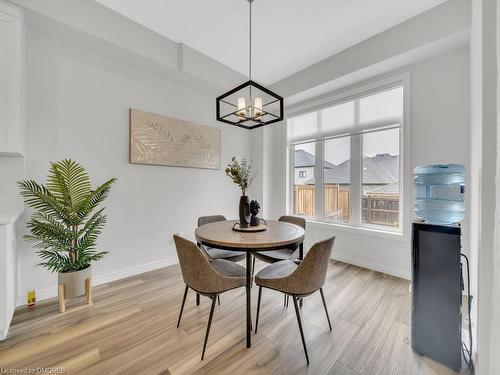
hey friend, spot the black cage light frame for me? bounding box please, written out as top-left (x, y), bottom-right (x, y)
top-left (215, 0), bottom-right (284, 130)
top-left (216, 80), bottom-right (284, 130)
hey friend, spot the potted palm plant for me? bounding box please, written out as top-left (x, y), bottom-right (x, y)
top-left (18, 159), bottom-right (116, 308)
top-left (225, 157), bottom-right (257, 228)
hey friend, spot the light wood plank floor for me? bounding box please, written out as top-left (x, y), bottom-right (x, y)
top-left (0, 260), bottom-right (471, 374)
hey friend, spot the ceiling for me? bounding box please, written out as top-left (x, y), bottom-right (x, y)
top-left (95, 0), bottom-right (447, 85)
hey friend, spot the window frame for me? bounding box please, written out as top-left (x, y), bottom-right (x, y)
top-left (286, 74), bottom-right (411, 239)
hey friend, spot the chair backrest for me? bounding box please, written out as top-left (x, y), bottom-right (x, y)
top-left (290, 236), bottom-right (335, 295)
top-left (173, 234), bottom-right (221, 293)
top-left (198, 215), bottom-right (227, 227)
top-left (279, 215), bottom-right (306, 230)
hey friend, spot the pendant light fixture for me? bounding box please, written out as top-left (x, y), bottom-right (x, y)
top-left (216, 0), bottom-right (284, 130)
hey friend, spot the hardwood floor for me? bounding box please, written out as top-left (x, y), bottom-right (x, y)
top-left (0, 260), bottom-right (470, 374)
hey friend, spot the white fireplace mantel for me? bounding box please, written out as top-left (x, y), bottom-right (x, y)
top-left (0, 208), bottom-right (22, 340)
top-left (0, 210), bottom-right (23, 225)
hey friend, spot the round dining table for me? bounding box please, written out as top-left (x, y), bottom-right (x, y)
top-left (195, 219), bottom-right (305, 348)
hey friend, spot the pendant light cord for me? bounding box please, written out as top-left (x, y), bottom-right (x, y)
top-left (248, 0), bottom-right (253, 105)
top-left (249, 0), bottom-right (252, 81)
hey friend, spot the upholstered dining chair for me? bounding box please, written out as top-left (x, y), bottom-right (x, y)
top-left (252, 215), bottom-right (306, 306)
top-left (254, 236), bottom-right (335, 365)
top-left (196, 215), bottom-right (246, 305)
top-left (174, 234), bottom-right (246, 360)
top-left (252, 215), bottom-right (306, 271)
top-left (198, 215), bottom-right (246, 262)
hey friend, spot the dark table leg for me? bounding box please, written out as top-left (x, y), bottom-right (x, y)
top-left (196, 242), bottom-right (202, 306)
top-left (246, 251), bottom-right (252, 348)
top-left (299, 242), bottom-right (304, 308)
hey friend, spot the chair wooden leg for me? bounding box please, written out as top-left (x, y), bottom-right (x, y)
top-left (217, 295), bottom-right (220, 306)
top-left (319, 288), bottom-right (332, 331)
top-left (85, 278), bottom-right (92, 305)
top-left (283, 294), bottom-right (287, 308)
top-left (292, 296), bottom-right (309, 365)
top-left (255, 286), bottom-right (262, 334)
top-left (58, 284), bottom-right (65, 313)
top-left (196, 293), bottom-right (200, 306)
top-left (177, 285), bottom-right (189, 328)
top-left (201, 295), bottom-right (217, 360)
top-left (252, 256), bottom-right (256, 276)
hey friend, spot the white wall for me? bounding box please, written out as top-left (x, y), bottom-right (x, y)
top-left (492, 1), bottom-right (500, 367)
top-left (271, 0), bottom-right (470, 99)
top-left (0, 155), bottom-right (24, 211)
top-left (263, 47), bottom-right (470, 279)
top-left (17, 29), bottom-right (254, 299)
top-left (469, 0), bottom-right (482, 364)
top-left (470, 0), bottom-right (500, 373)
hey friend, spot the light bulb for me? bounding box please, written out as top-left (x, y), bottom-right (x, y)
top-left (237, 97), bottom-right (246, 120)
top-left (254, 97), bottom-right (263, 119)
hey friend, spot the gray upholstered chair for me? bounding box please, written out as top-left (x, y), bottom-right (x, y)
top-left (198, 215), bottom-right (246, 262)
top-left (252, 215), bottom-right (306, 306)
top-left (196, 215), bottom-right (246, 305)
top-left (254, 236), bottom-right (335, 365)
top-left (174, 235), bottom-right (246, 360)
top-left (253, 215), bottom-right (306, 267)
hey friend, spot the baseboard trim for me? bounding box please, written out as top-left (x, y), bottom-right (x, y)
top-left (332, 252), bottom-right (411, 280)
top-left (16, 253), bottom-right (409, 306)
top-left (16, 256), bottom-right (178, 307)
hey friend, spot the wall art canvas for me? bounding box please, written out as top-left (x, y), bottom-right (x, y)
top-left (130, 109), bottom-right (221, 169)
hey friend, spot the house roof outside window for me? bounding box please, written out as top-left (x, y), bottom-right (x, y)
top-left (306, 153), bottom-right (399, 186)
top-left (295, 149), bottom-right (335, 169)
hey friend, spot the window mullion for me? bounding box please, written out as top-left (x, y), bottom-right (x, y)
top-left (289, 145), bottom-right (295, 215)
top-left (350, 135), bottom-right (362, 225)
top-left (314, 111), bottom-right (324, 221)
top-left (350, 100), bottom-right (362, 225)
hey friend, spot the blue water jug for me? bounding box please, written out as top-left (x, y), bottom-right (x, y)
top-left (414, 164), bottom-right (465, 225)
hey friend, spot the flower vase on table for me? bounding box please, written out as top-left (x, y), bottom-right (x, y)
top-left (225, 157), bottom-right (257, 229)
top-left (239, 195), bottom-right (251, 228)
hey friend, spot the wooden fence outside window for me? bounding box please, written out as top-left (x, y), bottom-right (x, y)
top-left (294, 184), bottom-right (399, 227)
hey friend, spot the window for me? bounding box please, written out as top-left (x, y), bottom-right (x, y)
top-left (293, 142), bottom-right (316, 218)
top-left (362, 128), bottom-right (400, 228)
top-left (288, 83), bottom-right (403, 231)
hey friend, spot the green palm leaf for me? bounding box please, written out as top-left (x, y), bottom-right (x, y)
top-left (47, 159), bottom-right (91, 208)
top-left (76, 178), bottom-right (117, 221)
top-left (18, 180), bottom-right (75, 224)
